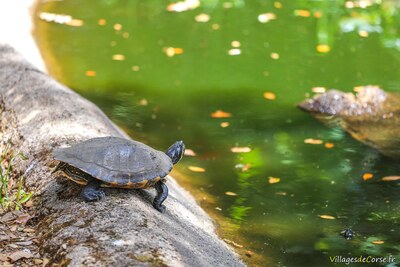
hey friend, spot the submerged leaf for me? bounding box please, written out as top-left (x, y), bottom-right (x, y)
top-left (371, 240), bottom-right (385, 245)
top-left (225, 191), bottom-right (238, 196)
top-left (263, 92), bottom-right (276, 100)
top-left (381, 176), bottom-right (400, 181)
top-left (211, 110), bottom-right (232, 118)
top-left (318, 214), bottom-right (336, 220)
top-left (304, 138), bottom-right (323, 145)
top-left (188, 166), bottom-right (206, 172)
top-left (231, 147), bottom-right (251, 153)
top-left (362, 173), bottom-right (374, 181)
top-left (268, 177), bottom-right (281, 184)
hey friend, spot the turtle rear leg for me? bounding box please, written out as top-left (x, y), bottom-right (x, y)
top-left (153, 180), bottom-right (168, 213)
top-left (81, 178), bottom-right (105, 202)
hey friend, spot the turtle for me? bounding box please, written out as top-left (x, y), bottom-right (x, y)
top-left (52, 136), bottom-right (185, 212)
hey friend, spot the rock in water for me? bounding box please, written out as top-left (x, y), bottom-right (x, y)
top-left (298, 86), bottom-right (400, 159)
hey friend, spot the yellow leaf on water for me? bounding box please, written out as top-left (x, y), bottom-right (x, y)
top-left (318, 215), bottom-right (336, 220)
top-left (195, 13), bottom-right (210, 23)
top-left (381, 176), bottom-right (400, 181)
top-left (85, 70), bottom-right (96, 77)
top-left (268, 176), bottom-right (281, 184)
top-left (362, 173), bottom-right (374, 181)
top-left (270, 52), bottom-right (280, 59)
top-left (371, 240), bottom-right (385, 245)
top-left (98, 19), bottom-right (106, 26)
top-left (316, 44), bottom-right (331, 53)
top-left (220, 122), bottom-right (230, 128)
top-left (294, 9), bottom-right (311, 17)
top-left (112, 54), bottom-right (126, 61)
top-left (312, 87), bottom-right (326, 93)
top-left (231, 147), bottom-right (251, 153)
top-left (211, 110), bottom-right (232, 118)
top-left (304, 138), bottom-right (323, 145)
top-left (188, 166), bottom-right (206, 172)
top-left (225, 191), bottom-right (238, 196)
top-left (324, 142), bottom-right (334, 149)
top-left (263, 92), bottom-right (276, 100)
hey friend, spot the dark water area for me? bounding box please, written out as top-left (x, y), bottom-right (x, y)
top-left (33, 0), bottom-right (400, 266)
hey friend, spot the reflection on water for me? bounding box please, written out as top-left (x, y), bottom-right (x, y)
top-left (34, 0), bottom-right (400, 265)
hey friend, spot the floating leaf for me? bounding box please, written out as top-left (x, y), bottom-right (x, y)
top-left (258, 13), bottom-right (277, 23)
top-left (164, 47), bottom-right (184, 57)
top-left (188, 166), bottom-right (206, 172)
top-left (263, 92), bottom-right (276, 100)
top-left (231, 147), bottom-right (251, 153)
top-left (358, 30), bottom-right (368, 37)
top-left (270, 52), bottom-right (280, 59)
top-left (319, 214), bottom-right (336, 220)
top-left (225, 191), bottom-right (238, 196)
top-left (228, 48), bottom-right (241, 56)
top-left (113, 23), bottom-right (122, 31)
top-left (195, 13), bottom-right (210, 23)
top-left (304, 138), bottom-right (323, 145)
top-left (184, 149), bottom-right (196, 156)
top-left (268, 176), bottom-right (281, 184)
top-left (65, 19), bottom-right (84, 27)
top-left (316, 44), bottom-right (330, 53)
top-left (362, 173), bottom-right (374, 181)
top-left (85, 70), bottom-right (96, 77)
top-left (98, 19), bottom-right (106, 26)
top-left (324, 142), bottom-right (334, 149)
top-left (220, 122), bottom-right (230, 128)
top-left (294, 9), bottom-right (311, 17)
top-left (223, 239), bottom-right (244, 248)
top-left (211, 110), bottom-right (232, 118)
top-left (167, 0), bottom-right (200, 12)
top-left (112, 54), bottom-right (126, 61)
top-left (381, 176), bottom-right (400, 182)
top-left (312, 87), bottom-right (326, 93)
top-left (371, 240), bottom-right (385, 245)
top-left (274, 2), bottom-right (282, 8)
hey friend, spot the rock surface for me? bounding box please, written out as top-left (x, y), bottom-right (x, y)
top-left (298, 86), bottom-right (400, 159)
top-left (0, 44), bottom-right (244, 266)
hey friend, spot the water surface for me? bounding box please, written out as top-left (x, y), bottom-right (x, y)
top-left (34, 1), bottom-right (400, 266)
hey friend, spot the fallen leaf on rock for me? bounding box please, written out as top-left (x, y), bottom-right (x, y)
top-left (23, 228), bottom-right (35, 233)
top-left (225, 191), bottom-right (238, 196)
top-left (15, 213), bottom-right (31, 225)
top-left (15, 241), bottom-right (33, 246)
top-left (211, 110), bottom-right (232, 118)
top-left (362, 173), bottom-right (374, 181)
top-left (8, 250), bottom-right (33, 262)
top-left (268, 177), bottom-right (281, 184)
top-left (0, 253), bottom-right (8, 261)
top-left (1, 212), bottom-right (17, 222)
top-left (381, 176), bottom-right (400, 181)
top-left (188, 166), bottom-right (206, 172)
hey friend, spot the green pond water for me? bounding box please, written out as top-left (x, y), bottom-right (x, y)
top-left (33, 0), bottom-right (400, 266)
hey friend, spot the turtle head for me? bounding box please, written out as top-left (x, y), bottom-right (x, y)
top-left (166, 140), bottom-right (185, 165)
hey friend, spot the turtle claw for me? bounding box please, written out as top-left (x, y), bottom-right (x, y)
top-left (153, 203), bottom-right (166, 213)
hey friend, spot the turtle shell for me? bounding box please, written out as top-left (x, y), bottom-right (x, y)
top-left (53, 136), bottom-right (173, 188)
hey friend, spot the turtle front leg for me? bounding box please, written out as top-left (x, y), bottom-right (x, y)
top-left (81, 178), bottom-right (105, 202)
top-left (153, 180), bottom-right (168, 213)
